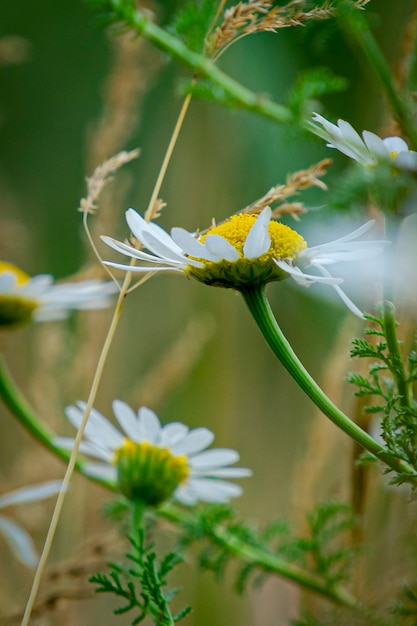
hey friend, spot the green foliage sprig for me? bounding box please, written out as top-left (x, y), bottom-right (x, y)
top-left (348, 305), bottom-right (417, 484)
top-left (90, 531), bottom-right (191, 626)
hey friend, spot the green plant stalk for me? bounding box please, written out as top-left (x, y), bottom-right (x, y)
top-left (161, 506), bottom-right (361, 612)
top-left (0, 351), bottom-right (365, 611)
top-left (241, 286), bottom-right (417, 479)
top-left (383, 300), bottom-right (411, 409)
top-left (107, 1), bottom-right (293, 126)
top-left (0, 353), bottom-right (114, 491)
top-left (337, 2), bottom-right (417, 148)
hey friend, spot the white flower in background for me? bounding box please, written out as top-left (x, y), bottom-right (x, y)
top-left (311, 112), bottom-right (417, 171)
top-left (0, 480), bottom-right (62, 567)
top-left (55, 401), bottom-right (251, 506)
top-left (102, 207), bottom-right (386, 318)
top-left (0, 261), bottom-right (118, 327)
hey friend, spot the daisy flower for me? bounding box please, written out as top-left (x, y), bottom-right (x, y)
top-left (55, 401), bottom-right (252, 506)
top-left (0, 261), bottom-right (118, 328)
top-left (0, 480), bottom-right (62, 567)
top-left (311, 112), bottom-right (417, 170)
top-left (102, 207), bottom-right (386, 318)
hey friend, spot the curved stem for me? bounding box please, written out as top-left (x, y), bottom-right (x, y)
top-left (383, 300), bottom-right (411, 409)
top-left (241, 285), bottom-right (417, 479)
top-left (0, 354), bottom-right (114, 491)
top-left (161, 506), bottom-right (371, 616)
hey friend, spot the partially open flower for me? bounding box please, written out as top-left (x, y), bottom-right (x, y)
top-left (0, 262), bottom-right (118, 328)
top-left (55, 401), bottom-right (251, 506)
top-left (311, 113), bottom-right (417, 171)
top-left (0, 480), bottom-right (62, 567)
top-left (102, 207), bottom-right (386, 317)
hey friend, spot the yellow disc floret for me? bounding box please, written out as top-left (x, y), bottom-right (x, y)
top-left (0, 262), bottom-right (38, 328)
top-left (115, 438), bottom-right (189, 506)
top-left (187, 213), bottom-right (306, 289)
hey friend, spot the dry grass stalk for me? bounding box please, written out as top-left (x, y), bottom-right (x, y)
top-left (78, 149), bottom-right (140, 216)
top-left (207, 0), bottom-right (333, 56)
top-left (242, 158), bottom-right (331, 219)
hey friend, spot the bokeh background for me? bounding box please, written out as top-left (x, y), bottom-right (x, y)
top-left (1, 1), bottom-right (417, 624)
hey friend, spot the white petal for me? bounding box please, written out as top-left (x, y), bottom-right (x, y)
top-left (275, 260), bottom-right (342, 285)
top-left (314, 263), bottom-right (365, 319)
top-left (171, 427), bottom-right (214, 456)
top-left (159, 422), bottom-right (189, 447)
top-left (204, 235), bottom-right (239, 262)
top-left (362, 131), bottom-right (390, 160)
top-left (0, 272), bottom-right (18, 292)
top-left (243, 207), bottom-right (271, 258)
top-left (140, 230), bottom-right (192, 266)
top-left (101, 236), bottom-right (177, 264)
top-left (173, 484), bottom-right (198, 505)
top-left (338, 119), bottom-right (365, 151)
top-left (53, 436), bottom-right (113, 462)
top-left (191, 467), bottom-right (252, 478)
top-left (105, 260), bottom-right (183, 273)
top-left (171, 227), bottom-right (219, 262)
top-left (0, 481), bottom-right (62, 509)
top-left (112, 400), bottom-right (142, 442)
top-left (65, 403), bottom-right (124, 450)
top-left (0, 515), bottom-right (38, 567)
top-left (137, 407), bottom-right (161, 444)
top-left (188, 448), bottom-right (240, 469)
top-left (187, 478), bottom-right (243, 502)
top-left (383, 136), bottom-right (409, 154)
top-left (83, 462), bottom-right (117, 482)
top-left (394, 151), bottom-right (417, 171)
top-left (126, 209), bottom-right (184, 254)
top-left (305, 221), bottom-right (376, 254)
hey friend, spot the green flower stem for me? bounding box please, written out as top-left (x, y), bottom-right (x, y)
top-left (161, 506), bottom-right (360, 612)
top-left (337, 2), bottom-right (417, 148)
top-left (383, 300), bottom-right (411, 408)
top-left (0, 353), bottom-right (113, 491)
top-left (106, 1), bottom-right (293, 126)
top-left (241, 286), bottom-right (417, 479)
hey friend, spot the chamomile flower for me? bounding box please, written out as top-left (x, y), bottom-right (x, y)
top-left (55, 401), bottom-right (251, 506)
top-left (0, 480), bottom-right (62, 567)
top-left (102, 207), bottom-right (386, 318)
top-left (0, 262), bottom-right (118, 328)
top-left (311, 112), bottom-right (417, 170)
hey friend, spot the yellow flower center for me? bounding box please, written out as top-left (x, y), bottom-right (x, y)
top-left (115, 439), bottom-right (189, 506)
top-left (187, 213), bottom-right (306, 290)
top-left (390, 150), bottom-right (399, 160)
top-left (200, 213), bottom-right (306, 261)
top-left (0, 262), bottom-right (37, 328)
top-left (0, 262), bottom-right (30, 286)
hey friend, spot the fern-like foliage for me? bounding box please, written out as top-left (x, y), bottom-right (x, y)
top-left (177, 501), bottom-right (355, 593)
top-left (348, 308), bottom-right (417, 484)
top-left (90, 531), bottom-right (191, 625)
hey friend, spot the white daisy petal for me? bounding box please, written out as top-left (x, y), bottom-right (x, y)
top-left (243, 207), bottom-right (271, 258)
top-left (383, 136), bottom-right (409, 154)
top-left (159, 423), bottom-right (189, 447)
top-left (171, 227), bottom-right (219, 262)
top-left (362, 131), bottom-right (390, 160)
top-left (66, 403), bottom-right (124, 449)
top-left (84, 462), bottom-right (117, 482)
top-left (113, 400), bottom-right (142, 442)
top-left (187, 478), bottom-right (243, 502)
top-left (0, 272), bottom-right (19, 291)
top-left (126, 209), bottom-right (184, 254)
top-left (137, 407), bottom-right (161, 444)
top-left (394, 151), bottom-right (417, 170)
top-left (188, 448), bottom-right (240, 469)
top-left (275, 260), bottom-right (343, 285)
top-left (0, 516), bottom-right (39, 567)
top-left (191, 467), bottom-right (252, 478)
top-left (53, 436), bottom-right (112, 461)
top-left (105, 261), bottom-right (183, 273)
top-left (171, 427), bottom-right (215, 456)
top-left (204, 235), bottom-right (240, 262)
top-left (101, 236), bottom-right (174, 264)
top-left (0, 481), bottom-right (62, 509)
top-left (141, 231), bottom-right (192, 266)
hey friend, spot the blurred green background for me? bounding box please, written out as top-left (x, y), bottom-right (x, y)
top-left (1, 1), bottom-right (417, 624)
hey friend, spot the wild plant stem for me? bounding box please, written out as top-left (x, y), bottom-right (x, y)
top-left (241, 285), bottom-right (417, 480)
